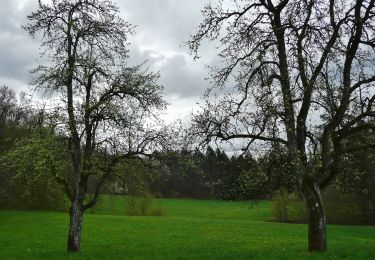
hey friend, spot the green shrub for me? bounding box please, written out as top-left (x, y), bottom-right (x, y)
top-left (271, 188), bottom-right (307, 223)
top-left (0, 128), bottom-right (68, 211)
top-left (271, 188), bottom-right (289, 222)
top-left (287, 199), bottom-right (308, 222)
top-left (0, 166), bottom-right (67, 211)
top-left (272, 186), bottom-right (367, 225)
top-left (322, 187), bottom-right (363, 225)
top-left (125, 193), bottom-right (164, 216)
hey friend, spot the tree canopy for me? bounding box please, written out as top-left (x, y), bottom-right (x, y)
top-left (24, 0), bottom-right (167, 252)
top-left (189, 0), bottom-right (375, 252)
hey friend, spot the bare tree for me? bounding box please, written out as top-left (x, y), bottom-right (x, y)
top-left (24, 0), bottom-right (166, 252)
top-left (189, 0), bottom-right (375, 252)
top-left (0, 86), bottom-right (30, 126)
top-left (0, 86), bottom-right (17, 125)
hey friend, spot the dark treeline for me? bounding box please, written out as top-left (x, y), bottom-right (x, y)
top-left (123, 144), bottom-right (375, 226)
top-left (147, 146), bottom-right (293, 200)
top-left (1, 85), bottom-right (375, 226)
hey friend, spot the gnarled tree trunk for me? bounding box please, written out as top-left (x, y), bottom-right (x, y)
top-left (301, 177), bottom-right (327, 252)
top-left (67, 199), bottom-right (84, 252)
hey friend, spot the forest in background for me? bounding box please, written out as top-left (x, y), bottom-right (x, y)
top-left (1, 85), bottom-right (374, 226)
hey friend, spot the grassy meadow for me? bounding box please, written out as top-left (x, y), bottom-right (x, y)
top-left (0, 196), bottom-right (374, 259)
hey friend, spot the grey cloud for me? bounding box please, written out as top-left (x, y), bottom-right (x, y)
top-left (127, 47), bottom-right (209, 98)
top-left (116, 0), bottom-right (220, 100)
top-left (117, 0), bottom-right (209, 47)
top-left (0, 0), bottom-right (39, 91)
top-left (1, 0), bottom-right (219, 121)
top-left (158, 54), bottom-right (207, 98)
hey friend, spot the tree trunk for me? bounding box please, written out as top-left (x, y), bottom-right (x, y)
top-left (67, 199), bottom-right (83, 252)
top-left (301, 178), bottom-right (327, 252)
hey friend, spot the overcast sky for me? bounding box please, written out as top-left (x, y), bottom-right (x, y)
top-left (0, 0), bottom-right (218, 123)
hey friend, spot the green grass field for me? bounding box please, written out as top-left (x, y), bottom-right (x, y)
top-left (0, 196), bottom-right (374, 259)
